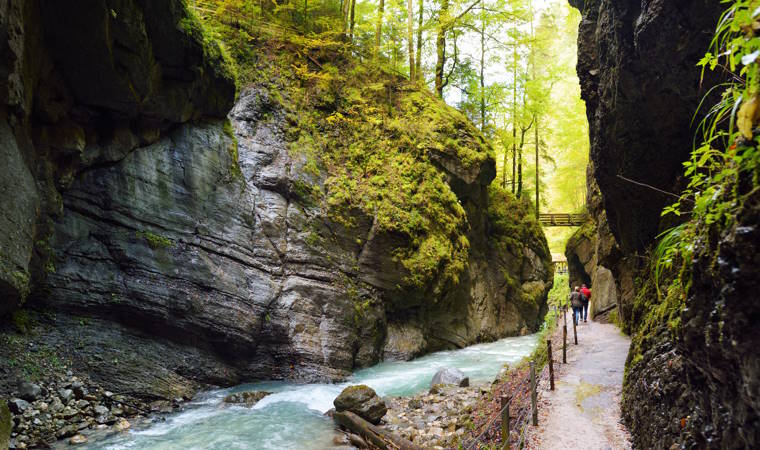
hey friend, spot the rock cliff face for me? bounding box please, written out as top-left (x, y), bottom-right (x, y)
top-left (0, 0), bottom-right (551, 400)
top-left (0, 0), bottom-right (235, 317)
top-left (564, 166), bottom-right (631, 321)
top-left (571, 0), bottom-right (760, 448)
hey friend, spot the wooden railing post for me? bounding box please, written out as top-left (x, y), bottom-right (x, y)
top-left (573, 314), bottom-right (578, 345)
top-left (530, 360), bottom-right (538, 426)
top-left (501, 394), bottom-right (511, 449)
top-left (547, 340), bottom-right (555, 390)
top-left (562, 324), bottom-right (567, 364)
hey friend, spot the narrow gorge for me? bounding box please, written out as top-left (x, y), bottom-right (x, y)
top-left (2, 0), bottom-right (760, 449)
top-left (0, 0), bottom-right (550, 421)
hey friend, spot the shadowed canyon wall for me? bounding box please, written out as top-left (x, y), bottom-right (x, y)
top-left (569, 0), bottom-right (760, 448)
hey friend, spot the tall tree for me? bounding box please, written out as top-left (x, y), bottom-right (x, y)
top-left (434, 0), bottom-right (481, 97)
top-left (408, 0), bottom-right (416, 79)
top-left (478, 5), bottom-right (486, 131)
top-left (415, 0), bottom-right (423, 79)
top-left (349, 0), bottom-right (356, 41)
top-left (511, 23), bottom-right (517, 194)
top-left (375, 0), bottom-right (385, 56)
top-left (434, 0), bottom-right (450, 96)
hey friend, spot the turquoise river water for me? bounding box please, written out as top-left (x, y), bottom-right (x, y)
top-left (82, 334), bottom-right (538, 449)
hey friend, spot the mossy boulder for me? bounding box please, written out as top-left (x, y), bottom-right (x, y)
top-left (333, 385), bottom-right (387, 425)
top-left (0, 400), bottom-right (10, 450)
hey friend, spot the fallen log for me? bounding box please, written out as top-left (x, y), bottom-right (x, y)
top-left (333, 410), bottom-right (423, 450)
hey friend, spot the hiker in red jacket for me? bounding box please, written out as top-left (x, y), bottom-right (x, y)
top-left (580, 284), bottom-right (591, 322)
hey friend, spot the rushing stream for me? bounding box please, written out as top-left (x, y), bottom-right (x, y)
top-left (83, 334), bottom-right (538, 449)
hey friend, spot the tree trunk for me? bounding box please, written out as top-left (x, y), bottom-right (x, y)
top-left (415, 0), bottom-right (423, 79)
top-left (511, 31), bottom-right (517, 194)
top-left (502, 137), bottom-right (508, 188)
top-left (407, 0), bottom-right (415, 80)
top-left (516, 119), bottom-right (532, 199)
top-left (535, 117), bottom-right (539, 217)
top-left (375, 0), bottom-right (385, 56)
top-left (434, 0), bottom-right (449, 97)
top-left (333, 411), bottom-right (422, 450)
top-left (349, 0), bottom-right (356, 42)
top-left (479, 7), bottom-right (486, 132)
top-left (517, 139), bottom-right (522, 198)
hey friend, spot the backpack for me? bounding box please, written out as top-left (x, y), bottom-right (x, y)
top-left (570, 291), bottom-right (582, 308)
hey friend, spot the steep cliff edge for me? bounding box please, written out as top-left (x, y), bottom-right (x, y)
top-left (571, 0), bottom-right (760, 448)
top-left (0, 0), bottom-right (551, 404)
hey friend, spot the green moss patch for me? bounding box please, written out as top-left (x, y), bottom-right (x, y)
top-left (136, 231), bottom-right (174, 250)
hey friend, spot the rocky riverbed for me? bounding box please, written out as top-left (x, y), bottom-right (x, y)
top-left (5, 374), bottom-right (184, 449)
top-left (381, 384), bottom-right (486, 448)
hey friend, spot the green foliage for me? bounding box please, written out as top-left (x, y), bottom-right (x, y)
top-left (136, 231), bottom-right (174, 250)
top-left (178, 3), bottom-right (238, 88)
top-left (1, 333), bottom-right (65, 381)
top-left (202, 15), bottom-right (493, 290)
top-left (486, 183), bottom-right (547, 257)
top-left (547, 272), bottom-right (569, 308)
top-left (624, 272), bottom-right (686, 382)
top-left (10, 309), bottom-right (35, 334)
top-left (657, 0), bottom-right (760, 301)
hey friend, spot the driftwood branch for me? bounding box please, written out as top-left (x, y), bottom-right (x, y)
top-left (333, 411), bottom-right (423, 450)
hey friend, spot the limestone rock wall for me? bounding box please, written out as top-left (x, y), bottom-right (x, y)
top-left (0, 0), bottom-right (551, 400)
top-left (0, 0), bottom-right (235, 317)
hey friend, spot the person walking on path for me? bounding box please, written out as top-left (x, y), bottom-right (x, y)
top-left (580, 284), bottom-right (591, 322)
top-left (569, 287), bottom-right (583, 325)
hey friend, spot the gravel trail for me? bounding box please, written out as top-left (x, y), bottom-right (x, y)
top-left (525, 319), bottom-right (632, 450)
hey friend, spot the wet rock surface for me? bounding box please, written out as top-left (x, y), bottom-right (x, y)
top-left (334, 385), bottom-right (388, 425)
top-left (571, 0), bottom-right (722, 255)
top-left (4, 374), bottom-right (173, 449)
top-left (0, 0), bottom-right (235, 315)
top-left (222, 391), bottom-right (271, 407)
top-left (430, 368), bottom-right (469, 388)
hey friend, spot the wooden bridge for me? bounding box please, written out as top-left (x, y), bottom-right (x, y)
top-left (539, 213), bottom-right (588, 227)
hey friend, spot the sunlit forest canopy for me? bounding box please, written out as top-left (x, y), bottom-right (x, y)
top-left (192, 0), bottom-right (587, 253)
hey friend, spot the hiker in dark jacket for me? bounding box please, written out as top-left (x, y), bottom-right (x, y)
top-left (569, 287), bottom-right (583, 325)
top-left (580, 283), bottom-right (591, 322)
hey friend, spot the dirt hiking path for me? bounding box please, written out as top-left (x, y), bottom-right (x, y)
top-left (525, 320), bottom-right (632, 450)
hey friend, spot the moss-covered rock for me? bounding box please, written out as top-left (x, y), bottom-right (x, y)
top-left (0, 400), bottom-right (10, 450)
top-left (334, 385), bottom-right (387, 425)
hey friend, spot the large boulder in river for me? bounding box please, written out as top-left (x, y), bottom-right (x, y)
top-left (223, 391), bottom-right (271, 407)
top-left (333, 385), bottom-right (387, 425)
top-left (430, 368), bottom-right (469, 388)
